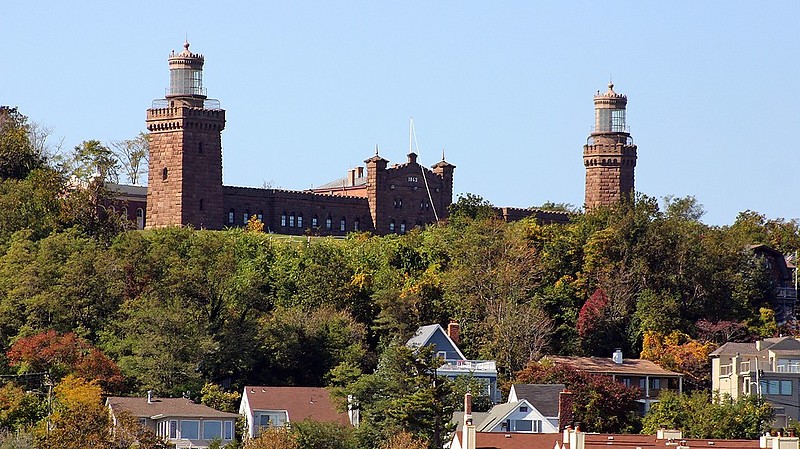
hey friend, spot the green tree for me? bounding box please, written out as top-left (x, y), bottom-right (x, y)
top-left (642, 390), bottom-right (773, 439)
top-left (0, 107), bottom-right (45, 180)
top-left (67, 140), bottom-right (119, 184)
top-left (343, 344), bottom-right (453, 449)
top-left (201, 383), bottom-right (241, 413)
top-left (290, 419), bottom-right (357, 449)
top-left (110, 132), bottom-right (149, 185)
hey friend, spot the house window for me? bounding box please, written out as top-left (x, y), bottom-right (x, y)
top-left (519, 405), bottom-right (528, 413)
top-left (289, 213), bottom-right (295, 227)
top-left (650, 378), bottom-right (661, 390)
top-left (354, 218), bottom-right (359, 231)
top-left (257, 212), bottom-right (263, 222)
top-left (244, 210), bottom-right (250, 224)
top-left (639, 378), bottom-right (646, 389)
top-left (228, 209), bottom-right (235, 224)
top-left (326, 217), bottom-right (332, 230)
top-left (782, 380), bottom-right (793, 395)
top-left (224, 421), bottom-right (233, 440)
top-left (389, 220), bottom-right (395, 232)
top-left (138, 417), bottom-right (147, 426)
top-left (136, 208), bottom-right (145, 230)
top-left (180, 420), bottom-right (199, 439)
top-left (508, 419), bottom-right (532, 432)
top-left (437, 351), bottom-right (447, 359)
top-left (340, 218), bottom-right (346, 231)
top-left (281, 212), bottom-right (287, 227)
top-left (312, 215), bottom-right (318, 227)
top-left (297, 214), bottom-right (303, 228)
top-left (203, 420), bottom-right (222, 440)
top-left (169, 420), bottom-right (178, 439)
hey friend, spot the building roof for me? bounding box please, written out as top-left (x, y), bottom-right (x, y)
top-left (242, 386), bottom-right (350, 426)
top-left (454, 431), bottom-right (761, 449)
top-left (106, 396), bottom-right (239, 420)
top-left (406, 324), bottom-right (467, 360)
top-left (314, 175), bottom-right (367, 190)
top-left (710, 337), bottom-right (800, 357)
top-left (476, 401), bottom-right (526, 432)
top-left (510, 384), bottom-right (565, 417)
top-left (545, 356), bottom-right (681, 377)
top-left (452, 410), bottom-right (491, 428)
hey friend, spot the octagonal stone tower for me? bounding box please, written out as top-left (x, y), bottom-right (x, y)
top-left (146, 41), bottom-right (226, 229)
top-left (583, 83), bottom-right (637, 210)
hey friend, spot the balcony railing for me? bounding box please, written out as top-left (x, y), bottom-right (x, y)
top-left (776, 363), bottom-right (800, 373)
top-left (437, 360), bottom-right (497, 374)
top-left (776, 287), bottom-right (798, 300)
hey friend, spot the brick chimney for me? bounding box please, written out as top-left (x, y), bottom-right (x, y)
top-left (462, 391), bottom-right (476, 449)
top-left (448, 321), bottom-right (460, 345)
top-left (558, 390), bottom-right (574, 431)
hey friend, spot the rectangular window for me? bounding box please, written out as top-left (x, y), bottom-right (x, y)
top-left (639, 378), bottom-right (646, 389)
top-left (297, 216), bottom-right (303, 228)
top-left (340, 219), bottom-right (346, 231)
top-left (224, 421), bottom-right (234, 440)
top-left (281, 214), bottom-right (286, 226)
top-left (769, 380), bottom-right (780, 395)
top-left (519, 405), bottom-right (528, 413)
top-left (169, 420), bottom-right (178, 439)
top-left (203, 421), bottom-right (222, 440)
top-left (289, 214), bottom-right (295, 227)
top-left (243, 213), bottom-right (249, 224)
top-left (513, 420), bottom-right (532, 432)
top-left (259, 414), bottom-right (270, 427)
top-left (650, 378), bottom-right (661, 389)
top-left (621, 378), bottom-right (631, 387)
top-left (781, 380), bottom-right (793, 396)
top-left (180, 420), bottom-right (199, 439)
top-left (228, 211), bottom-right (234, 224)
top-left (312, 217), bottom-right (318, 227)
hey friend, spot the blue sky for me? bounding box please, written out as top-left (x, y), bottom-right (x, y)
top-left (2, 2), bottom-right (798, 226)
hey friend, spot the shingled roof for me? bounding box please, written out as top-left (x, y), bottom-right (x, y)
top-left (242, 386), bottom-right (350, 426)
top-left (106, 396), bottom-right (238, 419)
top-left (545, 356), bottom-right (681, 377)
top-left (510, 384), bottom-right (565, 417)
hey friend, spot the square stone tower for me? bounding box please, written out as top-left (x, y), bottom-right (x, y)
top-left (146, 42), bottom-right (226, 229)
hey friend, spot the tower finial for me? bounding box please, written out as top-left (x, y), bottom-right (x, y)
top-left (608, 76), bottom-right (614, 92)
top-left (441, 146), bottom-right (446, 161)
top-left (375, 144), bottom-right (379, 155)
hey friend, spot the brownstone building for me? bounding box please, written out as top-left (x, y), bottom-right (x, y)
top-left (114, 43), bottom-right (638, 234)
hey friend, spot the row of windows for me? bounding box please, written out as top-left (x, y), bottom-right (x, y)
top-left (281, 213), bottom-right (361, 232)
top-left (620, 377), bottom-right (663, 390)
top-left (228, 209), bottom-right (264, 225)
top-left (760, 379), bottom-right (793, 396)
top-left (158, 419), bottom-right (233, 441)
top-left (392, 198), bottom-right (431, 210)
top-left (108, 206), bottom-right (145, 230)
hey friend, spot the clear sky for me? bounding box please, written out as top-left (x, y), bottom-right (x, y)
top-left (2, 2), bottom-right (798, 226)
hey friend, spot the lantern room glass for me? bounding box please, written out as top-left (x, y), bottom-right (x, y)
top-left (170, 68), bottom-right (203, 96)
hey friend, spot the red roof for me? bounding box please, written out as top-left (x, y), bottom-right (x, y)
top-left (455, 432), bottom-right (760, 449)
top-left (242, 386), bottom-right (350, 426)
top-left (474, 432), bottom-right (561, 449)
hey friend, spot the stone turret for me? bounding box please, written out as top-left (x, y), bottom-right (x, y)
top-left (583, 83), bottom-right (637, 210)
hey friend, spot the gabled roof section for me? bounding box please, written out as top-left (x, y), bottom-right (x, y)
top-left (510, 384), bottom-right (565, 417)
top-left (476, 401), bottom-right (525, 432)
top-left (242, 386), bottom-right (350, 426)
top-left (765, 337), bottom-right (800, 352)
top-left (406, 324), bottom-right (466, 361)
top-left (710, 342), bottom-right (759, 357)
top-left (106, 396), bottom-right (238, 420)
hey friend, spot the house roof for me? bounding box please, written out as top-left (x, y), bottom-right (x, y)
top-left (545, 356), bottom-right (681, 377)
top-left (406, 324), bottom-right (467, 360)
top-left (106, 396), bottom-right (238, 420)
top-left (463, 432), bottom-right (560, 449)
top-left (510, 384), bottom-right (565, 417)
top-left (477, 401), bottom-right (528, 432)
top-left (242, 386), bottom-right (350, 426)
top-left (710, 337), bottom-right (800, 357)
top-left (452, 410), bottom-right (491, 428)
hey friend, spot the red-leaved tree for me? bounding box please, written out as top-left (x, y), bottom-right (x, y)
top-left (7, 330), bottom-right (124, 392)
top-left (514, 360), bottom-right (640, 433)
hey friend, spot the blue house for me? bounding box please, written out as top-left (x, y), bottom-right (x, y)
top-left (407, 323), bottom-right (500, 403)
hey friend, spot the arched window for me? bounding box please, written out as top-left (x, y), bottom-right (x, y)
top-left (340, 218), bottom-right (346, 231)
top-left (121, 207), bottom-right (128, 218)
top-left (389, 219), bottom-right (395, 232)
top-left (326, 216), bottom-right (332, 230)
top-left (400, 221), bottom-right (406, 234)
top-left (281, 212), bottom-right (287, 227)
top-left (312, 215), bottom-right (318, 227)
top-left (244, 209), bottom-right (250, 224)
top-left (257, 211), bottom-right (264, 222)
top-left (228, 209), bottom-right (235, 224)
top-left (289, 213), bottom-right (295, 227)
top-left (297, 214), bottom-right (303, 228)
top-left (162, 167), bottom-right (168, 180)
top-left (354, 218), bottom-right (360, 231)
top-left (136, 208), bottom-right (145, 230)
